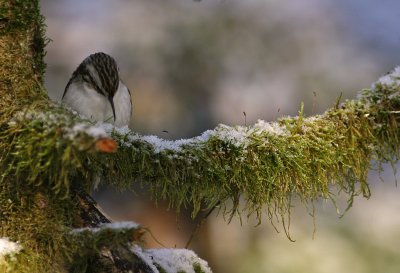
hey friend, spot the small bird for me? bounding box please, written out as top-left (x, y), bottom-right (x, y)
top-left (62, 52), bottom-right (132, 127)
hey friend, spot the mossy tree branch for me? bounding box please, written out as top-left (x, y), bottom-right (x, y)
top-left (2, 71), bottom-right (400, 272)
top-left (1, 0), bottom-right (400, 272)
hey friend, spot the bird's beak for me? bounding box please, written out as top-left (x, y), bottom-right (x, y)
top-left (108, 96), bottom-right (116, 122)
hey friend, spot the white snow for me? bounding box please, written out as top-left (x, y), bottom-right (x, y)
top-left (91, 119), bottom-right (290, 153)
top-left (97, 123), bottom-right (213, 153)
top-left (131, 245), bottom-right (212, 273)
top-left (130, 245), bottom-right (159, 272)
top-left (67, 123), bottom-right (109, 140)
top-left (358, 66), bottom-right (400, 106)
top-left (85, 126), bottom-right (108, 138)
top-left (102, 221), bottom-right (140, 230)
top-left (253, 119), bottom-right (288, 136)
top-left (139, 135), bottom-right (196, 153)
top-left (0, 238), bottom-right (22, 259)
top-left (372, 66), bottom-right (400, 89)
top-left (215, 124), bottom-right (250, 148)
top-left (71, 221), bottom-right (140, 234)
top-left (116, 122), bottom-right (286, 152)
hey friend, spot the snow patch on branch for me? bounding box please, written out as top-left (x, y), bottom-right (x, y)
top-left (253, 119), bottom-right (288, 135)
top-left (215, 124), bottom-right (249, 148)
top-left (0, 238), bottom-right (22, 259)
top-left (131, 245), bottom-right (212, 273)
top-left (373, 66), bottom-right (400, 89)
top-left (71, 221), bottom-right (140, 234)
top-left (97, 119), bottom-right (288, 153)
top-left (135, 135), bottom-right (199, 153)
top-left (66, 123), bottom-right (108, 140)
top-left (103, 123), bottom-right (214, 153)
top-left (359, 66), bottom-right (400, 107)
top-left (77, 119), bottom-right (287, 152)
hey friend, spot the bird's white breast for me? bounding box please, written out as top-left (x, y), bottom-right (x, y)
top-left (62, 81), bottom-right (132, 127)
top-left (113, 82), bottom-right (132, 127)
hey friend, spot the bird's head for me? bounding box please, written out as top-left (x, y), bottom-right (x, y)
top-left (74, 52), bottom-right (119, 121)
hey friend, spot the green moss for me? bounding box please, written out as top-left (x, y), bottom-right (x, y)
top-left (193, 262), bottom-right (206, 273)
top-left (0, 0), bottom-right (48, 107)
top-left (0, 248), bottom-right (49, 273)
top-left (68, 225), bottom-right (144, 273)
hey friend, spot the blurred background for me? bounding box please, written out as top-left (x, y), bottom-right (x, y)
top-left (41, 0), bottom-right (400, 272)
